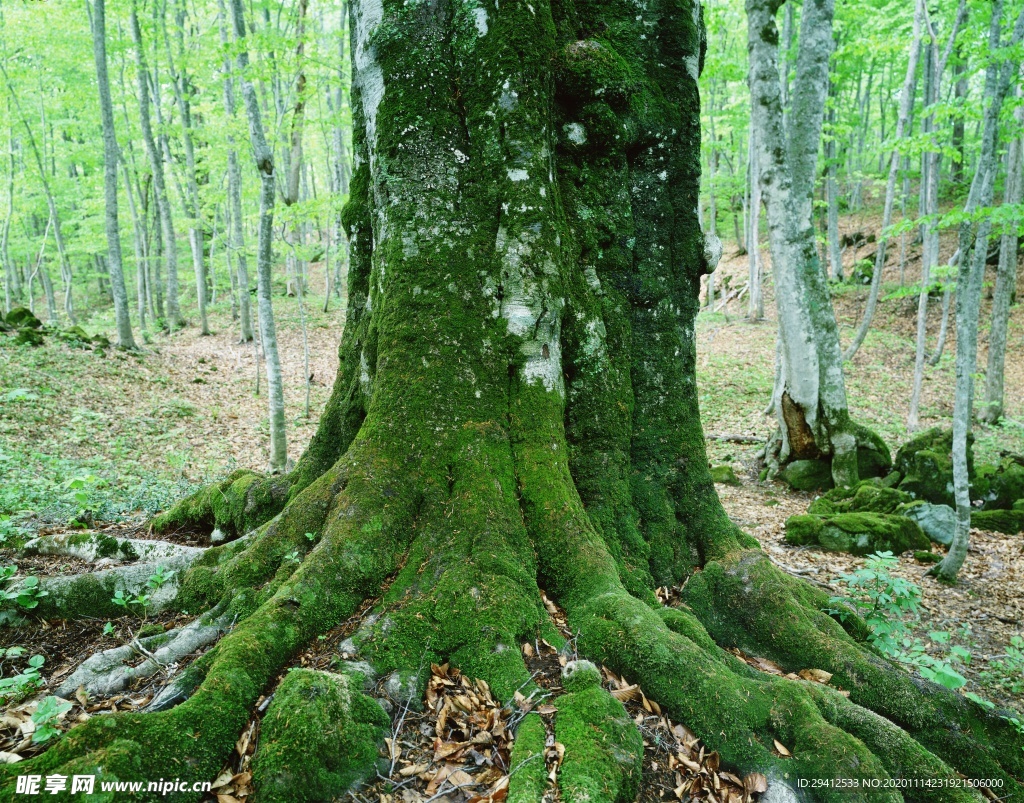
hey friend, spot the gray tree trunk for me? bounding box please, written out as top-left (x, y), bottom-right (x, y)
top-left (825, 98), bottom-right (842, 281)
top-left (748, 125), bottom-right (763, 321)
top-left (842, 0), bottom-right (924, 361)
top-left (130, 0), bottom-right (183, 330)
top-left (936, 1), bottom-right (1024, 583)
top-left (217, 0), bottom-right (254, 342)
top-left (979, 73), bottom-right (1024, 425)
top-left (90, 0), bottom-right (137, 349)
top-left (749, 0), bottom-right (860, 487)
top-left (230, 0), bottom-right (288, 473)
top-left (1, 119), bottom-right (15, 312)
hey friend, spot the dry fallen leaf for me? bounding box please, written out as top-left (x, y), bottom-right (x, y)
top-left (772, 739), bottom-right (792, 758)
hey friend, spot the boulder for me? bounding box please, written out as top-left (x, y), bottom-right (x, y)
top-left (780, 459), bottom-right (833, 492)
top-left (974, 458), bottom-right (1024, 511)
top-left (785, 512), bottom-right (930, 555)
top-left (710, 464), bottom-right (741, 486)
top-left (5, 307), bottom-right (42, 329)
top-left (899, 501), bottom-right (956, 546)
top-left (970, 509), bottom-right (1024, 535)
top-left (894, 427), bottom-right (973, 507)
top-left (853, 423), bottom-right (892, 479)
top-left (808, 479), bottom-right (911, 516)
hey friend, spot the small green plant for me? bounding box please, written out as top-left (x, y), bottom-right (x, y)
top-left (102, 622), bottom-right (115, 637)
top-left (64, 474), bottom-right (106, 527)
top-left (30, 695), bottom-right (72, 744)
top-left (305, 531), bottom-right (316, 543)
top-left (828, 553), bottom-right (969, 691)
top-left (1, 565), bottom-right (48, 625)
top-left (110, 565), bottom-right (175, 621)
top-left (0, 654), bottom-right (45, 705)
top-left (284, 550), bottom-right (301, 563)
top-left (980, 635), bottom-right (1024, 696)
top-left (828, 552), bottom-right (920, 654)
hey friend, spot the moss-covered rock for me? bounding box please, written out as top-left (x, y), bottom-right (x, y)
top-left (555, 676), bottom-right (643, 803)
top-left (785, 513), bottom-right (929, 555)
top-left (710, 464), bottom-right (741, 486)
top-left (914, 550), bottom-right (942, 564)
top-left (899, 501), bottom-right (956, 545)
top-left (976, 458), bottom-right (1024, 511)
top-left (970, 509), bottom-right (1024, 535)
top-left (807, 480), bottom-right (911, 516)
top-left (853, 424), bottom-right (892, 480)
top-left (251, 668), bottom-right (389, 803)
top-left (779, 459), bottom-right (833, 492)
top-left (5, 307), bottom-right (42, 329)
top-left (894, 427), bottom-right (973, 507)
top-left (13, 328), bottom-right (44, 347)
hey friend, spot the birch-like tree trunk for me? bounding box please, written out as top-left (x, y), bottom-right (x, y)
top-left (748, 0), bottom-right (863, 487)
top-left (217, 0), bottom-right (254, 342)
top-left (90, 0), bottom-right (137, 350)
top-left (230, 0), bottom-right (288, 473)
top-left (842, 0), bottom-right (925, 361)
top-left (979, 73), bottom-right (1023, 425)
top-left (130, 0), bottom-right (184, 330)
top-left (936, 1), bottom-right (1024, 584)
top-left (747, 125), bottom-right (763, 321)
top-left (825, 96), bottom-right (842, 282)
top-left (162, 0), bottom-right (209, 335)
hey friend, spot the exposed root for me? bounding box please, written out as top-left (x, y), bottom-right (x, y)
top-left (54, 609), bottom-right (233, 700)
top-left (32, 553), bottom-right (201, 620)
top-left (22, 532), bottom-right (203, 565)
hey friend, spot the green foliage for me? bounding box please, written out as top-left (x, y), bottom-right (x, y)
top-left (0, 565), bottom-right (48, 625)
top-left (980, 636), bottom-right (1024, 697)
top-left (30, 696), bottom-right (73, 744)
top-left (0, 654), bottom-right (45, 705)
top-left (111, 565), bottom-right (174, 618)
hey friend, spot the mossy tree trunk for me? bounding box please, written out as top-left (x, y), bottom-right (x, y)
top-left (9, 0), bottom-right (1023, 801)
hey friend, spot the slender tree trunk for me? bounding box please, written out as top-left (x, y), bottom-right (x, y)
top-left (230, 0), bottom-right (288, 473)
top-left (747, 125), bottom-right (763, 321)
top-left (130, 0), bottom-right (183, 330)
top-left (936, 1), bottom-right (1024, 584)
top-left (217, 0), bottom-right (254, 342)
top-left (979, 73), bottom-right (1024, 424)
top-left (162, 0), bottom-right (209, 335)
top-left (843, 0), bottom-right (924, 361)
top-left (825, 96), bottom-right (842, 281)
top-left (0, 65), bottom-right (75, 323)
top-left (749, 0), bottom-right (864, 487)
top-left (1, 118), bottom-right (15, 312)
top-left (90, 0), bottom-right (137, 349)
top-left (950, 49), bottom-right (967, 184)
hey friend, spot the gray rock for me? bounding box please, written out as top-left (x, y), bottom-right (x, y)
top-left (902, 502), bottom-right (956, 545)
top-left (762, 773), bottom-right (805, 803)
top-left (383, 670), bottom-right (422, 711)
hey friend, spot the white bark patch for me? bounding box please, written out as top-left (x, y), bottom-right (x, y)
top-left (354, 0), bottom-right (385, 166)
top-left (703, 233), bottom-right (723, 272)
top-left (473, 7), bottom-right (488, 35)
top-left (565, 122), bottom-right (587, 145)
top-left (359, 350), bottom-right (373, 398)
top-left (507, 168), bottom-right (530, 182)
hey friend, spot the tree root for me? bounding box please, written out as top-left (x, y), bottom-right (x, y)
top-left (0, 444), bottom-right (419, 802)
top-left (54, 608), bottom-right (234, 700)
top-left (31, 553), bottom-right (202, 620)
top-left (22, 532), bottom-right (203, 566)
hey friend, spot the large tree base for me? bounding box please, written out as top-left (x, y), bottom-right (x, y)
top-left (3, 424), bottom-right (1021, 803)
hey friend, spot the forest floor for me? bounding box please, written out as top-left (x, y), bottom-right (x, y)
top-left (0, 209), bottom-right (1022, 800)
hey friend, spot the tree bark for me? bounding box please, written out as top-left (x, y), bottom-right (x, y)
top-left (130, 0), bottom-right (184, 330)
top-left (90, 0), bottom-right (137, 350)
top-left (230, 0), bottom-right (288, 473)
top-left (7, 1), bottom-right (1023, 800)
top-left (217, 0), bottom-right (254, 342)
top-left (749, 0), bottom-right (864, 487)
top-left (842, 0), bottom-right (924, 361)
top-left (936, 1), bottom-right (1024, 584)
top-left (979, 72), bottom-right (1023, 425)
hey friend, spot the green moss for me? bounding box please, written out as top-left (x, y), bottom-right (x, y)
top-left (970, 508), bottom-right (1024, 534)
top-left (780, 459), bottom-right (833, 491)
top-left (710, 464), bottom-right (741, 485)
top-left (252, 669), bottom-right (388, 803)
top-left (852, 423), bottom-right (892, 479)
top-left (508, 714), bottom-right (547, 803)
top-left (807, 480), bottom-right (912, 516)
top-left (785, 512), bottom-right (929, 555)
top-left (914, 550), bottom-right (942, 564)
top-left (894, 427), bottom-right (974, 507)
top-left (555, 683), bottom-right (643, 803)
top-left (979, 458), bottom-right (1024, 511)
